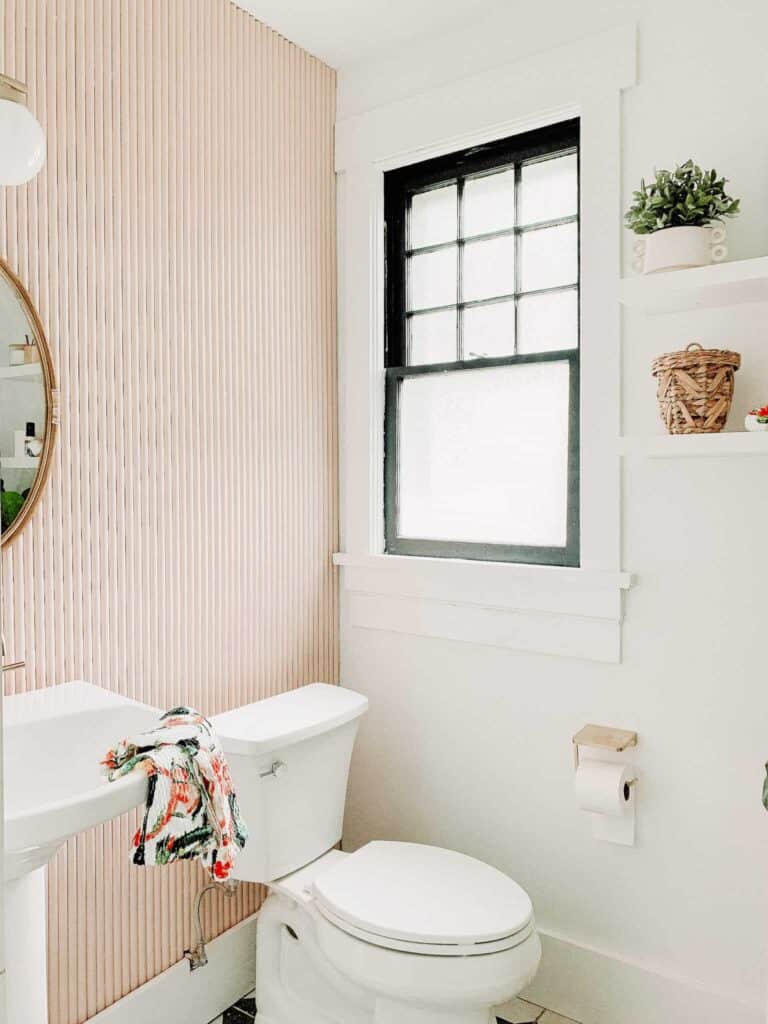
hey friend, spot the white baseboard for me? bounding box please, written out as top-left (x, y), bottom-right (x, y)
top-left (86, 915), bottom-right (257, 1024)
top-left (503, 930), bottom-right (763, 1024)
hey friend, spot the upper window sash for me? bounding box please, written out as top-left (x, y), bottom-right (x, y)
top-left (385, 118), bottom-right (580, 369)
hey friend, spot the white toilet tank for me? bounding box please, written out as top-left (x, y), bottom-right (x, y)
top-left (212, 684), bottom-right (368, 882)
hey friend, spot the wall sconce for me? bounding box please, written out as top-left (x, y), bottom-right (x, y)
top-left (0, 73), bottom-right (45, 186)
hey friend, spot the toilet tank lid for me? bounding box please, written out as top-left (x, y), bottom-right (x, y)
top-left (212, 683), bottom-right (368, 757)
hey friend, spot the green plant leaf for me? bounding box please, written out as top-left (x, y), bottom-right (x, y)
top-left (625, 160), bottom-right (740, 234)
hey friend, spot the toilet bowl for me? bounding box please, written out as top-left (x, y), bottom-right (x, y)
top-left (213, 684), bottom-right (541, 1024)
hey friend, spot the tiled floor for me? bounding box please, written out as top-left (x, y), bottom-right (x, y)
top-left (208, 992), bottom-right (256, 1023)
top-left (209, 992), bottom-right (580, 1024)
top-left (497, 997), bottom-right (580, 1024)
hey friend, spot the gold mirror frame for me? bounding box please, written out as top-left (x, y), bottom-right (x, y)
top-left (0, 257), bottom-right (57, 547)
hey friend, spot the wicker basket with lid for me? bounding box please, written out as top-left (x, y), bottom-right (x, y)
top-left (651, 342), bottom-right (741, 434)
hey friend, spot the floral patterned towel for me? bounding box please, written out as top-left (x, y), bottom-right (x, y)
top-left (103, 707), bottom-right (248, 881)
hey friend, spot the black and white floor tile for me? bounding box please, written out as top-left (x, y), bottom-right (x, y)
top-left (496, 997), bottom-right (580, 1024)
top-left (208, 991), bottom-right (256, 1023)
top-left (209, 991), bottom-right (580, 1024)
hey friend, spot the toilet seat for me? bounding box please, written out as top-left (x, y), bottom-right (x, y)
top-left (311, 841), bottom-right (534, 957)
top-left (313, 900), bottom-right (536, 956)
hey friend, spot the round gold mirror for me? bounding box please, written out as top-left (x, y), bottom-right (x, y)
top-left (0, 258), bottom-right (56, 545)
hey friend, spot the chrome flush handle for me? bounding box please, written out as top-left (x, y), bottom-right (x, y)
top-left (259, 760), bottom-right (287, 780)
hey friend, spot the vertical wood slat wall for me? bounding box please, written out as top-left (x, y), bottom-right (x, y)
top-left (0, 3), bottom-right (338, 1021)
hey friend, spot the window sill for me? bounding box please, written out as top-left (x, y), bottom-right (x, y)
top-left (333, 553), bottom-right (634, 663)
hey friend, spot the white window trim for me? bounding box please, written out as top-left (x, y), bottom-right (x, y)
top-left (336, 25), bottom-right (638, 663)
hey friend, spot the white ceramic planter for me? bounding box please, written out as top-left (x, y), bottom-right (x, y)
top-left (632, 224), bottom-right (728, 274)
top-left (744, 414), bottom-right (768, 432)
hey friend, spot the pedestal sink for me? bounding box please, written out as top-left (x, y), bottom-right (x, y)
top-left (3, 682), bottom-right (158, 1024)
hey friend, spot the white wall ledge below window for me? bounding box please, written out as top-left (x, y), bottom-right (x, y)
top-left (333, 553), bottom-right (635, 663)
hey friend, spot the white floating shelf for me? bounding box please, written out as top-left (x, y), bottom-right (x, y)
top-left (0, 363), bottom-right (43, 380)
top-left (0, 457), bottom-right (40, 470)
top-left (619, 432), bottom-right (768, 459)
top-left (619, 256), bottom-right (768, 314)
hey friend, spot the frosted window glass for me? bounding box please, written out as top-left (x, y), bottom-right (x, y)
top-left (520, 223), bottom-right (577, 293)
top-left (463, 168), bottom-right (515, 237)
top-left (409, 310), bottom-right (457, 365)
top-left (463, 235), bottom-right (515, 302)
top-left (463, 300), bottom-right (515, 359)
top-left (410, 185), bottom-right (457, 248)
top-left (408, 247), bottom-right (457, 311)
top-left (520, 153), bottom-right (577, 225)
top-left (518, 290), bottom-right (578, 353)
top-left (398, 361), bottom-right (571, 546)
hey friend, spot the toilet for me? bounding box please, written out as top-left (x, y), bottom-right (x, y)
top-left (213, 683), bottom-right (541, 1024)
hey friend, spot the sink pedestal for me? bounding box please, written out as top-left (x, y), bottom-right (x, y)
top-left (3, 682), bottom-right (158, 1024)
top-left (5, 866), bottom-right (48, 1024)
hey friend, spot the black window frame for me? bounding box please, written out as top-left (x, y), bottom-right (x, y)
top-left (384, 118), bottom-right (580, 567)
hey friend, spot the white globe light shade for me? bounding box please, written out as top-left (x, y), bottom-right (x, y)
top-left (0, 98), bottom-right (45, 186)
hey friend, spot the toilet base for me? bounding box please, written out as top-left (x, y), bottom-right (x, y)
top-left (255, 892), bottom-right (373, 1024)
top-left (256, 1005), bottom-right (494, 1024)
top-left (374, 997), bottom-right (493, 1024)
top-left (254, 891), bottom-right (534, 1024)
top-left (255, 1008), bottom-right (494, 1024)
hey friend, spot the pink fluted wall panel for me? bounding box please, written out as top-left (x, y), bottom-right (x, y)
top-left (0, 2), bottom-right (337, 1021)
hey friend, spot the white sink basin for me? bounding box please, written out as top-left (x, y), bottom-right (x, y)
top-left (2, 681), bottom-right (159, 1024)
top-left (4, 681), bottom-right (157, 873)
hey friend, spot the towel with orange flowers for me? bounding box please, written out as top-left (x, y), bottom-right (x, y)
top-left (103, 707), bottom-right (248, 882)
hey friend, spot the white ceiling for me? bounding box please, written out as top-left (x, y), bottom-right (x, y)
top-left (231, 0), bottom-right (508, 68)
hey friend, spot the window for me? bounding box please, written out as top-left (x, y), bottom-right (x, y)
top-left (384, 119), bottom-right (580, 566)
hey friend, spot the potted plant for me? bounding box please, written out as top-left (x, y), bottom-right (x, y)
top-left (745, 405), bottom-right (768, 432)
top-left (1, 490), bottom-right (25, 531)
top-left (626, 160), bottom-right (740, 274)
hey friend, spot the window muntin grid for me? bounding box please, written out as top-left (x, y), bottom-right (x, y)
top-left (403, 150), bottom-right (578, 365)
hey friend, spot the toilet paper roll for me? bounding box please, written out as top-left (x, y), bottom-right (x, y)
top-left (574, 760), bottom-right (633, 817)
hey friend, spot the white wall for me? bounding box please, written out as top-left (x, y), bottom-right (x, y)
top-left (338, 3), bottom-right (768, 1022)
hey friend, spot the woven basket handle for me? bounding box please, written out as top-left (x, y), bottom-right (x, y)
top-left (686, 342), bottom-right (704, 352)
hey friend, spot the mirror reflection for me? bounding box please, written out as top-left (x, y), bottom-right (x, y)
top-left (0, 263), bottom-right (52, 541)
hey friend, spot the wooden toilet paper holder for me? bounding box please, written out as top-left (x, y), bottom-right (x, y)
top-left (572, 724), bottom-right (638, 770)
